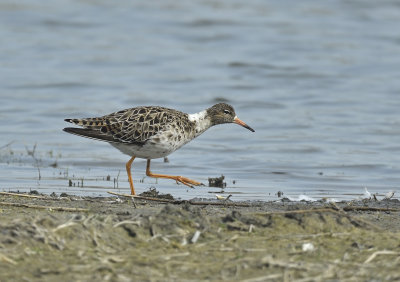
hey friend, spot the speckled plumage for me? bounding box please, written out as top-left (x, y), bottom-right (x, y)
top-left (63, 103), bottom-right (255, 195)
top-left (65, 106), bottom-right (190, 144)
top-left (65, 106), bottom-right (199, 159)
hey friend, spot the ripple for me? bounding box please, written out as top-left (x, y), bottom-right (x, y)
top-left (11, 82), bottom-right (94, 89)
top-left (40, 19), bottom-right (97, 29)
top-left (185, 19), bottom-right (239, 27)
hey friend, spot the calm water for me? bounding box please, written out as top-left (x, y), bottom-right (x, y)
top-left (1, 0), bottom-right (400, 201)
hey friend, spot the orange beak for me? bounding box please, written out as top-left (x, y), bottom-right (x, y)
top-left (233, 116), bottom-right (255, 132)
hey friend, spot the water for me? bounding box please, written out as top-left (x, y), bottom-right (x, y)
top-left (1, 0), bottom-right (400, 201)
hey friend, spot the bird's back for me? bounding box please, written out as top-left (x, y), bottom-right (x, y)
top-left (64, 106), bottom-right (194, 146)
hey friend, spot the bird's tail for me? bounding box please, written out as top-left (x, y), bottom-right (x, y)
top-left (64, 118), bottom-right (107, 129)
top-left (63, 127), bottom-right (115, 143)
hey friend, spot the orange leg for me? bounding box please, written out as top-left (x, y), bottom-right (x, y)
top-left (146, 159), bottom-right (202, 188)
top-left (126, 156), bottom-right (136, 195)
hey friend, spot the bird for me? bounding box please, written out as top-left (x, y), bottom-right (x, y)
top-left (63, 103), bottom-right (255, 195)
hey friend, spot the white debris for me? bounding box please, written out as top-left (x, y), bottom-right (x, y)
top-left (288, 195), bottom-right (317, 202)
top-left (181, 237), bottom-right (188, 246)
top-left (361, 187), bottom-right (371, 200)
top-left (191, 230), bottom-right (201, 244)
top-left (383, 191), bottom-right (395, 200)
top-left (322, 197), bottom-right (339, 203)
top-left (299, 195), bottom-right (316, 201)
top-left (302, 242), bottom-right (315, 252)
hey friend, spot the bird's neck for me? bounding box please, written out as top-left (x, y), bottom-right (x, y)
top-left (188, 110), bottom-right (213, 137)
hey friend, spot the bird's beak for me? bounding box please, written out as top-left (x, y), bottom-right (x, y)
top-left (233, 116), bottom-right (255, 132)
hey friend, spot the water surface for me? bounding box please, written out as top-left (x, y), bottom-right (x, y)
top-left (1, 0), bottom-right (400, 201)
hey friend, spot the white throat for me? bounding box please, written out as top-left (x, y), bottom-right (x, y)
top-left (188, 110), bottom-right (212, 136)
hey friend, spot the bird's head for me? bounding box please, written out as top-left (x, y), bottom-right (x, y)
top-left (207, 103), bottom-right (255, 132)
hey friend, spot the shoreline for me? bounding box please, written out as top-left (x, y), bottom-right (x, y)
top-left (0, 190), bottom-right (399, 281)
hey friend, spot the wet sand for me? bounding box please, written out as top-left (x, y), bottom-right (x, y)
top-left (0, 190), bottom-right (400, 281)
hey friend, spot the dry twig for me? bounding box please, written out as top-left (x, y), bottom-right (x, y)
top-left (53, 221), bottom-right (78, 232)
top-left (0, 141), bottom-right (14, 150)
top-left (242, 274), bottom-right (282, 282)
top-left (107, 191), bottom-right (175, 203)
top-left (364, 250), bottom-right (400, 264)
top-left (0, 191), bottom-right (46, 199)
top-left (0, 201), bottom-right (89, 212)
top-left (343, 206), bottom-right (400, 212)
top-left (107, 191), bottom-right (253, 207)
top-left (0, 253), bottom-right (17, 265)
top-left (113, 220), bottom-right (141, 228)
top-left (159, 252), bottom-right (190, 261)
top-left (26, 143), bottom-right (41, 180)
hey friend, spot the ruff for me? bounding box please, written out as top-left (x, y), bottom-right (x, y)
top-left (64, 103), bottom-right (255, 195)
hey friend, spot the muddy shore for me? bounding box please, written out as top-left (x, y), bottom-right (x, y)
top-left (0, 190), bottom-right (399, 281)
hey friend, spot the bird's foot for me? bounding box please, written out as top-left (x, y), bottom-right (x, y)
top-left (174, 176), bottom-right (203, 188)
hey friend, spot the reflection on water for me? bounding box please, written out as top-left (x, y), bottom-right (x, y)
top-left (1, 0), bottom-right (400, 200)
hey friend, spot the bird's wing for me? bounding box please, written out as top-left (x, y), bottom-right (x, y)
top-left (64, 106), bottom-right (187, 145)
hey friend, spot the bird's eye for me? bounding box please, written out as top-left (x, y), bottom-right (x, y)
top-left (223, 110), bottom-right (231, 115)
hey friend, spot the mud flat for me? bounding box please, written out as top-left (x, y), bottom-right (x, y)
top-left (0, 190), bottom-right (399, 281)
